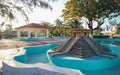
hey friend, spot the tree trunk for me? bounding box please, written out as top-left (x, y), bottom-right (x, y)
top-left (88, 19), bottom-right (93, 34)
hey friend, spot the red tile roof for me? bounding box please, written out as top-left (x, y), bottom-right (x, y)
top-left (15, 23), bottom-right (51, 30)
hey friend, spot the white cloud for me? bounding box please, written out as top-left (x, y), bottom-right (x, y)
top-left (12, 0), bottom-right (67, 28)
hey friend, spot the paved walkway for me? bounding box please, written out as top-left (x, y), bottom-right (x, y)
top-left (0, 38), bottom-right (67, 50)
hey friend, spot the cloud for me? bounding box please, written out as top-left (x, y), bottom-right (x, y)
top-left (12, 0), bottom-right (67, 28)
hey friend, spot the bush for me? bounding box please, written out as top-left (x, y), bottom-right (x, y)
top-left (93, 35), bottom-right (110, 39)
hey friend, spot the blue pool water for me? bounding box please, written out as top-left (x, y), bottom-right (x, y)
top-left (47, 44), bottom-right (120, 75)
top-left (14, 43), bottom-right (59, 63)
top-left (14, 40), bottom-right (120, 75)
top-left (93, 38), bottom-right (120, 44)
top-left (27, 52), bottom-right (49, 64)
top-left (20, 37), bottom-right (39, 41)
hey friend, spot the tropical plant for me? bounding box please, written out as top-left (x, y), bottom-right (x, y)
top-left (62, 0), bottom-right (120, 34)
top-left (50, 19), bottom-right (68, 36)
top-left (39, 21), bottom-right (53, 27)
top-left (93, 28), bottom-right (102, 35)
top-left (54, 19), bottom-right (64, 36)
top-left (2, 24), bottom-right (16, 39)
top-left (65, 19), bottom-right (83, 29)
top-left (55, 19), bottom-right (63, 27)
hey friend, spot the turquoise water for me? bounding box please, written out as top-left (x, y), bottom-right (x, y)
top-left (20, 37), bottom-right (39, 41)
top-left (14, 43), bottom-right (59, 63)
top-left (93, 38), bottom-right (120, 44)
top-left (27, 52), bottom-right (49, 64)
top-left (14, 42), bottom-right (120, 75)
top-left (88, 48), bottom-right (120, 75)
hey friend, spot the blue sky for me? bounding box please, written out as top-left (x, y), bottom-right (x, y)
top-left (103, 16), bottom-right (120, 27)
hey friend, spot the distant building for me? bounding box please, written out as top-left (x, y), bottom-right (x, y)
top-left (101, 25), bottom-right (116, 35)
top-left (108, 23), bottom-right (120, 37)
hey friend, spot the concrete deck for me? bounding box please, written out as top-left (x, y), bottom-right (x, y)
top-left (0, 38), bottom-right (67, 50)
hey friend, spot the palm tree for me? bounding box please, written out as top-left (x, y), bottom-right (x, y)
top-left (39, 21), bottom-right (53, 27)
top-left (0, 0), bottom-right (56, 25)
top-left (67, 19), bottom-right (83, 29)
top-left (55, 19), bottom-right (63, 27)
top-left (54, 19), bottom-right (64, 36)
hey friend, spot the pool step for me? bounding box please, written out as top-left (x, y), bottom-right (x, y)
top-left (49, 37), bottom-right (79, 56)
top-left (48, 51), bottom-right (65, 56)
top-left (99, 53), bottom-right (118, 58)
top-left (68, 37), bottom-right (96, 58)
top-left (50, 37), bottom-right (118, 58)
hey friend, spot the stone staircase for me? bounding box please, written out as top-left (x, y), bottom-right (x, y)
top-left (82, 37), bottom-right (117, 58)
top-left (49, 37), bottom-right (79, 56)
top-left (69, 37), bottom-right (95, 58)
top-left (52, 37), bottom-right (73, 52)
top-left (50, 37), bottom-right (117, 58)
top-left (95, 43), bottom-right (110, 54)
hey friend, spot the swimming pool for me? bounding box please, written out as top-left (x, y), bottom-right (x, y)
top-left (93, 38), bottom-right (120, 44)
top-left (48, 44), bottom-right (120, 75)
top-left (14, 43), bottom-right (59, 64)
top-left (14, 43), bottom-right (120, 75)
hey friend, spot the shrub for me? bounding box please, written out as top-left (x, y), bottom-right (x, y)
top-left (93, 35), bottom-right (110, 39)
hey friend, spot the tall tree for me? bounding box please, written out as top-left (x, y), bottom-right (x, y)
top-left (55, 19), bottom-right (64, 36)
top-left (62, 0), bottom-right (120, 34)
top-left (51, 19), bottom-right (65, 36)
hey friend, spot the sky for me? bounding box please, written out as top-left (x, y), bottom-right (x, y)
top-left (103, 16), bottom-right (120, 27)
top-left (3, 0), bottom-right (120, 29)
top-left (12, 0), bottom-right (68, 28)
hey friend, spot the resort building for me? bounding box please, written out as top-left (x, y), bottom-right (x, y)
top-left (70, 29), bottom-right (91, 37)
top-left (101, 25), bottom-right (116, 35)
top-left (101, 24), bottom-right (120, 37)
top-left (109, 23), bottom-right (120, 37)
top-left (15, 23), bottom-right (51, 39)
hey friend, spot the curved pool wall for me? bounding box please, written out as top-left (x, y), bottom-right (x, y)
top-left (18, 37), bottom-right (55, 41)
top-left (14, 43), bottom-right (59, 63)
top-left (14, 40), bottom-right (120, 71)
top-left (47, 44), bottom-right (120, 71)
top-left (102, 44), bottom-right (120, 55)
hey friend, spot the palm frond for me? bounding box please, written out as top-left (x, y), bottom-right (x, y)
top-left (0, 0), bottom-right (56, 25)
